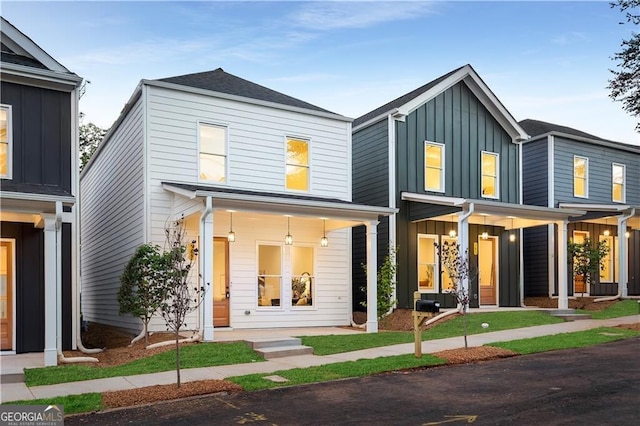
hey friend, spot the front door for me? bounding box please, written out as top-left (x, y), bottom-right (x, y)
top-left (573, 231), bottom-right (589, 295)
top-left (1, 240), bottom-right (14, 350)
top-left (213, 238), bottom-right (230, 327)
top-left (478, 237), bottom-right (497, 306)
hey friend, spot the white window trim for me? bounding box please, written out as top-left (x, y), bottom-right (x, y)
top-left (418, 233), bottom-right (439, 294)
top-left (573, 155), bottom-right (589, 199)
top-left (481, 151), bottom-right (499, 200)
top-left (256, 242), bottom-right (283, 310)
top-left (1, 104), bottom-right (13, 180)
top-left (424, 141), bottom-right (445, 193)
top-left (197, 121), bottom-right (229, 185)
top-left (284, 135), bottom-right (311, 193)
top-left (612, 162), bottom-right (626, 203)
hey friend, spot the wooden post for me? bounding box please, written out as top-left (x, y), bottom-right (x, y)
top-left (413, 291), bottom-right (434, 358)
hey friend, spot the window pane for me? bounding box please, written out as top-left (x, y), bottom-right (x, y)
top-left (482, 176), bottom-right (495, 197)
top-left (418, 236), bottom-right (436, 291)
top-left (612, 164), bottom-right (624, 202)
top-left (425, 145), bottom-right (442, 168)
top-left (0, 143), bottom-right (7, 176)
top-left (574, 157), bottom-right (586, 178)
top-left (258, 245), bottom-right (281, 307)
top-left (200, 124), bottom-right (226, 155)
top-left (286, 165), bottom-right (308, 191)
top-left (613, 184), bottom-right (623, 202)
top-left (425, 144), bottom-right (443, 191)
top-left (574, 177), bottom-right (585, 197)
top-left (425, 168), bottom-right (442, 191)
top-left (291, 246), bottom-right (313, 306)
top-left (287, 138), bottom-right (308, 166)
top-left (599, 236), bottom-right (613, 283)
top-left (482, 153), bottom-right (496, 175)
top-left (200, 153), bottom-right (226, 182)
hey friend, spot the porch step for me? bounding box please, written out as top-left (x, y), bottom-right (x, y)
top-left (245, 337), bottom-right (314, 359)
top-left (548, 309), bottom-right (592, 321)
top-left (0, 373), bottom-right (24, 384)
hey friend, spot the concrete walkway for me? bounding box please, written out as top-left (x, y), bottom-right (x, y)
top-left (1, 315), bottom-right (638, 404)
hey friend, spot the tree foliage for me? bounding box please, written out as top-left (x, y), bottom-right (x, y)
top-left (360, 246), bottom-right (398, 320)
top-left (79, 122), bottom-right (107, 170)
top-left (118, 244), bottom-right (168, 346)
top-left (568, 237), bottom-right (610, 296)
top-left (609, 0), bottom-right (640, 130)
top-left (157, 216), bottom-right (207, 387)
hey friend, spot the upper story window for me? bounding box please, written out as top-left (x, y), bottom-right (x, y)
top-left (612, 163), bottom-right (625, 203)
top-left (424, 142), bottom-right (444, 192)
top-left (573, 156), bottom-right (588, 198)
top-left (481, 151), bottom-right (499, 199)
top-left (286, 137), bottom-right (309, 192)
top-left (199, 123), bottom-right (227, 183)
top-left (0, 105), bottom-right (12, 179)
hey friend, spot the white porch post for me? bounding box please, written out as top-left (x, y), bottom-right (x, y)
top-left (557, 220), bottom-right (569, 310)
top-left (618, 216), bottom-right (629, 298)
top-left (457, 204), bottom-right (473, 301)
top-left (366, 220), bottom-right (379, 333)
top-left (201, 197), bottom-right (214, 341)
top-left (42, 213), bottom-right (60, 366)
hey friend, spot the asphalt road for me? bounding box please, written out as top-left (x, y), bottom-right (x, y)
top-left (67, 337), bottom-right (640, 425)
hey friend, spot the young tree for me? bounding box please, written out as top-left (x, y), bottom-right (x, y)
top-left (79, 122), bottom-right (107, 170)
top-left (434, 240), bottom-right (476, 349)
top-left (360, 246), bottom-right (398, 320)
top-left (118, 244), bottom-right (169, 346)
top-left (568, 238), bottom-right (610, 297)
top-left (157, 216), bottom-right (207, 387)
top-left (608, 0), bottom-right (640, 130)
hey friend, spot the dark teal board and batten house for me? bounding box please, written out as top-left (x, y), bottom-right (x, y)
top-left (520, 119), bottom-right (640, 299)
top-left (352, 65), bottom-right (583, 312)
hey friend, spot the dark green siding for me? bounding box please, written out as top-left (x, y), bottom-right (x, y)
top-left (630, 231), bottom-right (640, 296)
top-left (523, 226), bottom-right (549, 297)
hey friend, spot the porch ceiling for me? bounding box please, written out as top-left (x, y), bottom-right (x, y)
top-left (402, 192), bottom-right (586, 230)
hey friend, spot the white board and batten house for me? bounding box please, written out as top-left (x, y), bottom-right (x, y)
top-left (80, 68), bottom-right (395, 340)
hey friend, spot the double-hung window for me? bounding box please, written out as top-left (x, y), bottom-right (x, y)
top-left (481, 151), bottom-right (499, 198)
top-left (612, 163), bottom-right (625, 203)
top-left (418, 234), bottom-right (438, 293)
top-left (286, 137), bottom-right (309, 191)
top-left (425, 142), bottom-right (444, 192)
top-left (573, 156), bottom-right (588, 198)
top-left (0, 105), bottom-right (12, 179)
top-left (199, 123), bottom-right (227, 183)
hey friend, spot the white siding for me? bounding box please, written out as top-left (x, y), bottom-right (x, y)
top-left (80, 95), bottom-right (146, 330)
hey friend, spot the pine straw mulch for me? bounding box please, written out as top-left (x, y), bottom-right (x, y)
top-left (62, 297), bottom-right (637, 411)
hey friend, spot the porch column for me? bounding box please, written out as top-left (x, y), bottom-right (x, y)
top-left (556, 220), bottom-right (569, 310)
top-left (618, 216), bottom-right (629, 298)
top-left (366, 220), bottom-right (379, 333)
top-left (457, 205), bottom-right (473, 301)
top-left (200, 197), bottom-right (214, 341)
top-left (42, 213), bottom-right (60, 366)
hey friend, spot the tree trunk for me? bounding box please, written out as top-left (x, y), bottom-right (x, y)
top-left (175, 330), bottom-right (181, 387)
top-left (463, 307), bottom-right (468, 349)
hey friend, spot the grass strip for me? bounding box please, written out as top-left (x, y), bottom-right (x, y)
top-left (302, 311), bottom-right (564, 355)
top-left (228, 354), bottom-right (446, 391)
top-left (25, 342), bottom-right (262, 387)
top-left (488, 326), bottom-right (640, 354)
top-left (577, 300), bottom-right (640, 319)
top-left (1, 393), bottom-right (103, 415)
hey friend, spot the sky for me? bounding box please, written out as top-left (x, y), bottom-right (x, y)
top-left (3, 0), bottom-right (639, 145)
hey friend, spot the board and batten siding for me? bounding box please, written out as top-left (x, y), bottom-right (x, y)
top-left (553, 137), bottom-right (640, 206)
top-left (396, 81), bottom-right (519, 203)
top-left (80, 95), bottom-right (146, 330)
top-left (522, 139), bottom-right (549, 207)
top-left (145, 85), bottom-right (352, 246)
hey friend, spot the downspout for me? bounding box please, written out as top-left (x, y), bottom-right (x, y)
top-left (595, 208), bottom-right (636, 302)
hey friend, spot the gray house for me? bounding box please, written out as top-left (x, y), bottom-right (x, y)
top-left (351, 65), bottom-right (581, 311)
top-left (0, 17), bottom-right (83, 365)
top-left (521, 119), bottom-right (640, 299)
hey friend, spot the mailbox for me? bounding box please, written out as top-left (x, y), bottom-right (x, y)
top-left (415, 299), bottom-right (440, 313)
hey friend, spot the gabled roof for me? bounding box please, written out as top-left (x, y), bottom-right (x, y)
top-left (156, 68), bottom-right (335, 115)
top-left (519, 118), bottom-right (640, 153)
top-left (352, 64), bottom-right (528, 141)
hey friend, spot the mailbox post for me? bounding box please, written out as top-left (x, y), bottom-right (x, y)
top-left (413, 291), bottom-right (440, 358)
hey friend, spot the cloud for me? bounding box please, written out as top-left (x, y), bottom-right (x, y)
top-left (289, 1), bottom-right (436, 30)
top-left (551, 31), bottom-right (589, 45)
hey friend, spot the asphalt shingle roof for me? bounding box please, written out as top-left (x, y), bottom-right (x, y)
top-left (518, 119), bottom-right (607, 141)
top-left (156, 68), bottom-right (335, 115)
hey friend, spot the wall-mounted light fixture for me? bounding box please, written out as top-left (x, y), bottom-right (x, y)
top-left (285, 216), bottom-right (293, 245)
top-left (320, 219), bottom-right (329, 247)
top-left (449, 213), bottom-right (457, 238)
top-left (625, 231), bottom-right (631, 238)
top-left (228, 211), bottom-right (236, 242)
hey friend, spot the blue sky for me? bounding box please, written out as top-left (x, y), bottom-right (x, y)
top-left (3, 1), bottom-right (638, 144)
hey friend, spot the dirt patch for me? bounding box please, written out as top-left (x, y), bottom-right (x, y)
top-left (616, 323), bottom-right (640, 331)
top-left (524, 296), bottom-right (618, 311)
top-left (432, 346), bottom-right (518, 364)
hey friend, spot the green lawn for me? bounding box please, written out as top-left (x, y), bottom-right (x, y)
top-left (24, 342), bottom-right (262, 387)
top-left (3, 393), bottom-right (102, 415)
top-left (578, 300), bottom-right (640, 319)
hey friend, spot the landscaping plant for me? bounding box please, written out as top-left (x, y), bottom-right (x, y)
top-left (568, 237), bottom-right (609, 297)
top-left (361, 245), bottom-right (398, 320)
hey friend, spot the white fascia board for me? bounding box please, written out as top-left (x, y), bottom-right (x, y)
top-left (401, 192), bottom-right (466, 206)
top-left (0, 191), bottom-right (75, 205)
top-left (470, 199), bottom-right (585, 222)
top-left (1, 63), bottom-right (82, 89)
top-left (525, 131), bottom-right (640, 154)
top-left (352, 109), bottom-right (401, 132)
top-left (142, 79), bottom-right (352, 123)
top-left (1, 17), bottom-right (70, 73)
top-left (558, 203), bottom-right (635, 212)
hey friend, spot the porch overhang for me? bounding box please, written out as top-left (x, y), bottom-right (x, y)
top-left (163, 183), bottom-right (397, 226)
top-left (401, 192), bottom-right (586, 229)
top-left (558, 203), bottom-right (640, 230)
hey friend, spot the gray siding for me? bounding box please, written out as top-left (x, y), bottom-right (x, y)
top-left (1, 81), bottom-right (72, 192)
top-left (522, 140), bottom-right (548, 207)
top-left (630, 231), bottom-right (640, 296)
top-left (554, 137), bottom-right (640, 206)
top-left (352, 119), bottom-right (389, 207)
top-left (523, 226), bottom-right (549, 297)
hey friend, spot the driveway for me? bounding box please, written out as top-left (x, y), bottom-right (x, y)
top-left (66, 337), bottom-right (640, 425)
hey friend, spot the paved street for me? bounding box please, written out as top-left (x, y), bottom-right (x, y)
top-left (67, 337), bottom-right (640, 425)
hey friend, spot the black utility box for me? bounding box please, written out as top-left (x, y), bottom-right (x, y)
top-left (415, 299), bottom-right (440, 313)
